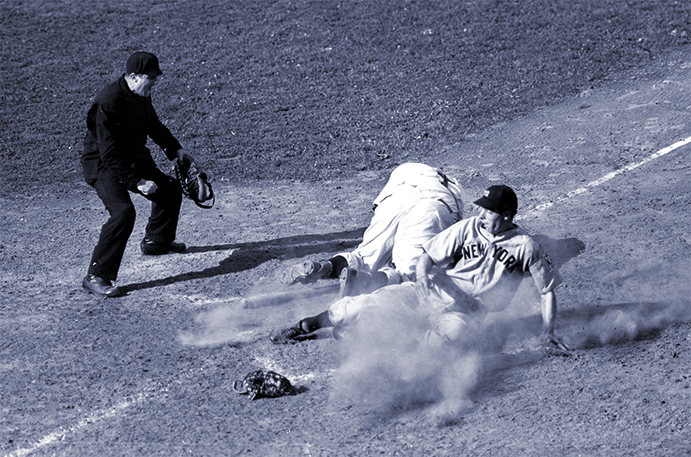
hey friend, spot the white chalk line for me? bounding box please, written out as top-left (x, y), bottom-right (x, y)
top-left (11, 135), bottom-right (690, 457)
top-left (529, 135), bottom-right (691, 215)
top-left (5, 393), bottom-right (149, 457)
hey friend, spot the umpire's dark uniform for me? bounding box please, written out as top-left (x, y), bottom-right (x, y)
top-left (81, 61), bottom-right (183, 285)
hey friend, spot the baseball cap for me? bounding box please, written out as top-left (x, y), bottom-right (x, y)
top-left (473, 185), bottom-right (518, 215)
top-left (126, 51), bottom-right (163, 76)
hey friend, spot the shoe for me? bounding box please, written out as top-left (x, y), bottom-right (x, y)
top-left (82, 274), bottom-right (122, 297)
top-left (269, 322), bottom-right (314, 344)
top-left (281, 261), bottom-right (332, 286)
top-left (140, 238), bottom-right (186, 255)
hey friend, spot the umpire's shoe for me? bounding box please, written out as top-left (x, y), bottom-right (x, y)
top-left (82, 274), bottom-right (122, 297)
top-left (140, 238), bottom-right (187, 255)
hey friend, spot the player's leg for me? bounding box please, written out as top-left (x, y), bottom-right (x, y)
top-left (343, 200), bottom-right (399, 273)
top-left (390, 198), bottom-right (457, 276)
top-left (329, 283), bottom-right (419, 338)
top-left (281, 192), bottom-right (401, 286)
top-left (269, 309), bottom-right (333, 343)
top-left (423, 311), bottom-right (474, 348)
top-left (270, 284), bottom-right (417, 343)
top-left (336, 266), bottom-right (392, 298)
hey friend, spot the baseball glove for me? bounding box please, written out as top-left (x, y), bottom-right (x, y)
top-left (233, 370), bottom-right (296, 400)
top-left (173, 159), bottom-right (215, 208)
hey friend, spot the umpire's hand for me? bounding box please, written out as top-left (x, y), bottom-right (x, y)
top-left (137, 179), bottom-right (157, 196)
top-left (176, 148), bottom-right (195, 164)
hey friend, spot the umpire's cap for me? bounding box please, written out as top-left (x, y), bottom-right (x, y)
top-left (126, 51), bottom-right (163, 76)
top-left (474, 185), bottom-right (518, 216)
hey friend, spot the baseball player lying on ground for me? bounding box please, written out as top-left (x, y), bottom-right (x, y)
top-left (270, 184), bottom-right (572, 351)
top-left (273, 163), bottom-right (465, 343)
top-left (281, 163), bottom-right (465, 297)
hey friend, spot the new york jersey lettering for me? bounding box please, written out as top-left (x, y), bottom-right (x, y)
top-left (451, 243), bottom-right (519, 273)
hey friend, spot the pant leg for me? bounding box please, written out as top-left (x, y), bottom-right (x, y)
top-left (87, 170), bottom-right (137, 281)
top-left (141, 170), bottom-right (183, 244)
top-left (424, 311), bottom-right (473, 347)
top-left (391, 198), bottom-right (457, 276)
top-left (345, 202), bottom-right (400, 272)
top-left (328, 282), bottom-right (419, 328)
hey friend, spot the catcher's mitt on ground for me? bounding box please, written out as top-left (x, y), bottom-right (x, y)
top-left (173, 159), bottom-right (215, 208)
top-left (233, 370), bottom-right (296, 400)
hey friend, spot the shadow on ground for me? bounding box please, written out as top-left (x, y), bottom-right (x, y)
top-left (123, 227), bottom-right (366, 293)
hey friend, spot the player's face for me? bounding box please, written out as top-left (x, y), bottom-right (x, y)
top-left (478, 207), bottom-right (512, 235)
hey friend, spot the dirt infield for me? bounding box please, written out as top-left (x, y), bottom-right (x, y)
top-left (3, 0), bottom-right (691, 455)
top-left (2, 58), bottom-right (691, 456)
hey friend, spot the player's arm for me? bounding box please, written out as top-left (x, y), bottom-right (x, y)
top-left (414, 252), bottom-right (434, 299)
top-left (541, 290), bottom-right (557, 336)
top-left (540, 290), bottom-right (572, 351)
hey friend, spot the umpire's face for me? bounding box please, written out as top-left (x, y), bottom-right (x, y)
top-left (129, 72), bottom-right (160, 97)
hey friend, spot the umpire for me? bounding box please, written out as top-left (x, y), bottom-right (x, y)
top-left (80, 51), bottom-right (195, 297)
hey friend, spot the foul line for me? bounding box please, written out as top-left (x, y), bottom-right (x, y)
top-left (5, 394), bottom-right (149, 457)
top-left (527, 135), bottom-right (691, 215)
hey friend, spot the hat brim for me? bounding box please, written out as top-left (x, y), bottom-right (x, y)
top-left (473, 196), bottom-right (504, 212)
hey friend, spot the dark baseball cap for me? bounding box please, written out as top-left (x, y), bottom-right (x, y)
top-left (473, 185), bottom-right (518, 215)
top-left (126, 51), bottom-right (163, 76)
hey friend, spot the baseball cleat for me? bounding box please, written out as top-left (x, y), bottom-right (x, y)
top-left (281, 260), bottom-right (332, 286)
top-left (269, 322), bottom-right (315, 344)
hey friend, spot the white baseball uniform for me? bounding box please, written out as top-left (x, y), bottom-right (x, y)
top-left (329, 216), bottom-right (561, 344)
top-left (338, 163), bottom-right (465, 284)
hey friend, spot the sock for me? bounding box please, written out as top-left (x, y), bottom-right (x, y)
top-left (326, 255), bottom-right (348, 279)
top-left (301, 310), bottom-right (333, 332)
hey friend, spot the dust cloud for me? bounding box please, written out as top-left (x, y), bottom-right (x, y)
top-left (327, 264), bottom-right (691, 422)
top-left (568, 263), bottom-right (691, 348)
top-left (178, 302), bottom-right (260, 347)
top-left (329, 301), bottom-right (489, 424)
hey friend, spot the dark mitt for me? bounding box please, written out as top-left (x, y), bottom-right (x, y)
top-left (173, 159), bottom-right (215, 208)
top-left (233, 370), bottom-right (295, 400)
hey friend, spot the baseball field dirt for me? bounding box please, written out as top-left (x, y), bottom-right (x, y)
top-left (2, 1), bottom-right (691, 456)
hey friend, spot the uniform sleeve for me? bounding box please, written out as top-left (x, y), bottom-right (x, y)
top-left (526, 240), bottom-right (562, 294)
top-left (145, 100), bottom-right (182, 161)
top-left (423, 220), bottom-right (466, 267)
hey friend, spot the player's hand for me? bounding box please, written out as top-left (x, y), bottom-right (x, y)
top-left (137, 179), bottom-right (157, 196)
top-left (542, 333), bottom-right (573, 351)
top-left (177, 148), bottom-right (195, 164)
top-left (415, 275), bottom-right (431, 300)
